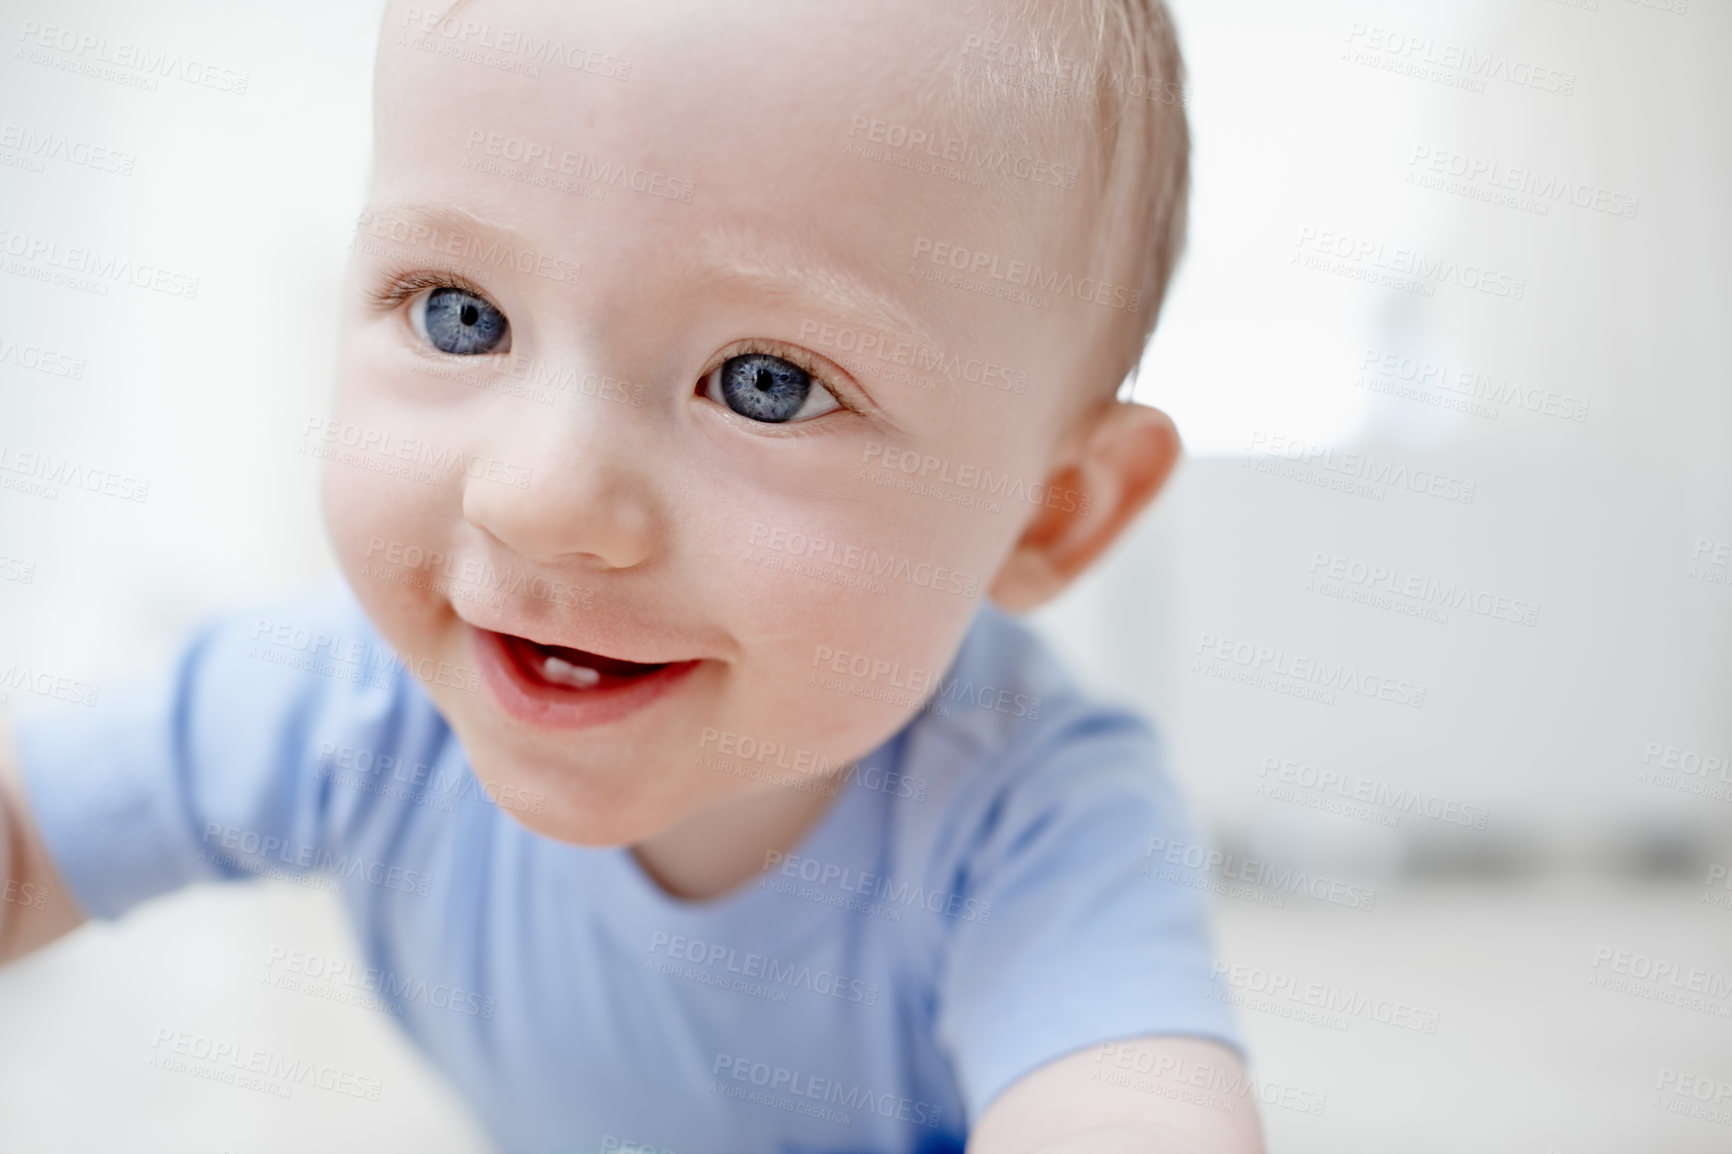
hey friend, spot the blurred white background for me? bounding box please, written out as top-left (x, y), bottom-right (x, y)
top-left (1, 0), bottom-right (1728, 1151)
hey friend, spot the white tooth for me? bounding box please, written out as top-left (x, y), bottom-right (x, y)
top-left (542, 655), bottom-right (601, 688)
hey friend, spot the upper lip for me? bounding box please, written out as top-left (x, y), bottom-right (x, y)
top-left (452, 603), bottom-right (714, 666)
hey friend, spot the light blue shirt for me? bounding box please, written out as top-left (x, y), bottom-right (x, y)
top-left (11, 580), bottom-right (1241, 1154)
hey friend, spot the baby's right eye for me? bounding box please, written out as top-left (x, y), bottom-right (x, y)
top-left (413, 285), bottom-right (510, 355)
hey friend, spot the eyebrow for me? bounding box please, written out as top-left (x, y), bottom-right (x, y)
top-left (356, 200), bottom-right (943, 352)
top-left (687, 226), bottom-right (945, 354)
top-left (353, 199), bottom-right (554, 265)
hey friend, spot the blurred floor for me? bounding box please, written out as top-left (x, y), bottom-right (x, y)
top-left (1216, 876), bottom-right (1732, 1153)
top-left (0, 883), bottom-right (498, 1154)
top-left (0, 876), bottom-right (1725, 1152)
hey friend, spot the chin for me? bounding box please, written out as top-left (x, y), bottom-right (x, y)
top-left (497, 803), bottom-right (640, 848)
top-left (459, 739), bottom-right (691, 847)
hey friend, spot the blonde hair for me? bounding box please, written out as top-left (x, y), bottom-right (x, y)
top-left (927, 0), bottom-right (1192, 397)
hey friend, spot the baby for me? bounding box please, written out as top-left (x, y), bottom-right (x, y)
top-left (0, 0), bottom-right (1264, 1151)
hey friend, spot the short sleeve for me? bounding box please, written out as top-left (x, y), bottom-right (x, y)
top-left (6, 583), bottom-right (430, 920)
top-left (931, 711), bottom-right (1242, 1128)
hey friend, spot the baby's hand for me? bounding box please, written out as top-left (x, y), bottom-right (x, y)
top-left (0, 715), bottom-right (85, 964)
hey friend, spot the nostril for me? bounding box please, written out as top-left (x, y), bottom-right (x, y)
top-left (458, 446), bottom-right (655, 571)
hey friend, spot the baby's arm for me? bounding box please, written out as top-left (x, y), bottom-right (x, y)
top-left (928, 693), bottom-right (1268, 1152)
top-left (967, 1036), bottom-right (1264, 1154)
top-left (0, 715), bottom-right (87, 965)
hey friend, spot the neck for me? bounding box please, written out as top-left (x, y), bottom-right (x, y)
top-left (630, 779), bottom-right (841, 901)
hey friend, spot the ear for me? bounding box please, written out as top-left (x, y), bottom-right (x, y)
top-left (988, 399), bottom-right (1182, 613)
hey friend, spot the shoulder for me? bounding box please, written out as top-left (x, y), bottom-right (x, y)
top-left (887, 603), bottom-right (1194, 888)
top-left (909, 601), bottom-right (1174, 793)
top-left (178, 579), bottom-right (461, 840)
top-left (5, 578), bottom-right (463, 918)
top-left (880, 609), bottom-right (1238, 1121)
top-left (197, 577), bottom-right (438, 712)
top-left (179, 578), bottom-right (410, 737)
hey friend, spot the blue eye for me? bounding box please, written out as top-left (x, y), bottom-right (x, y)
top-left (421, 286), bottom-right (508, 355)
top-left (705, 352), bottom-right (839, 423)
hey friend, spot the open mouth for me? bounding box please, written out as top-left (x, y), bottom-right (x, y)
top-left (496, 631), bottom-right (674, 691)
top-left (473, 626), bottom-right (702, 729)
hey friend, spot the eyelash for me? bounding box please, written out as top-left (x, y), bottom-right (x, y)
top-left (367, 269), bottom-right (872, 422)
top-left (366, 268), bottom-right (502, 329)
top-left (699, 338), bottom-right (865, 422)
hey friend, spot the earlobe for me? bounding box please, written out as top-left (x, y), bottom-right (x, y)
top-left (987, 401), bottom-right (1182, 614)
top-left (988, 548), bottom-right (1063, 614)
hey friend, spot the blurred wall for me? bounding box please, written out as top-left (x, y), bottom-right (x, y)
top-left (1033, 0), bottom-right (1732, 877)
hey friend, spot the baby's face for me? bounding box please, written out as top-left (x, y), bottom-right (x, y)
top-left (325, 0), bottom-right (1116, 845)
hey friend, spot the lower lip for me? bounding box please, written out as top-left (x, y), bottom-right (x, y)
top-left (472, 626), bottom-right (701, 730)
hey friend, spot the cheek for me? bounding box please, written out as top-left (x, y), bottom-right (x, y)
top-left (701, 490), bottom-right (1001, 768)
top-left (322, 457), bottom-right (447, 561)
top-left (320, 462), bottom-right (379, 570)
top-left (318, 378), bottom-right (464, 652)
top-left (321, 463), bottom-right (455, 668)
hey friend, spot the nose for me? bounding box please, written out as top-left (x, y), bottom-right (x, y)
top-left (461, 412), bottom-right (657, 570)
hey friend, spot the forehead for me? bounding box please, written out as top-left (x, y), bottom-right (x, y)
top-left (369, 0), bottom-right (1096, 395)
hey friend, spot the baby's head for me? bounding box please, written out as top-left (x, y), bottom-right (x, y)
top-left (322, 0), bottom-right (1191, 849)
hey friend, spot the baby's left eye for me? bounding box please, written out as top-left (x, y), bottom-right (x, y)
top-left (415, 286), bottom-right (509, 355)
top-left (702, 352), bottom-right (841, 424)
